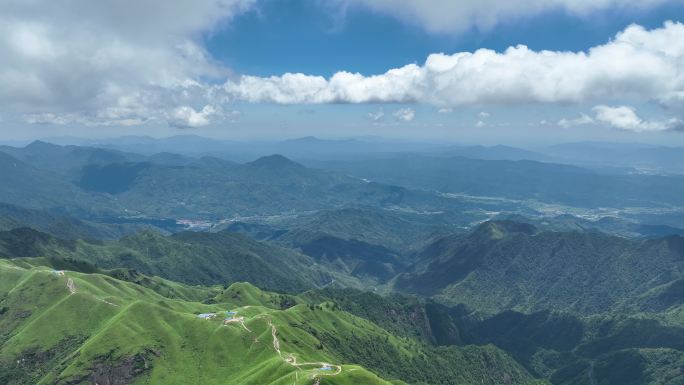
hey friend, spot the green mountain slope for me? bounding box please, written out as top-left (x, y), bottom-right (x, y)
top-left (73, 154), bottom-right (460, 218)
top-left (273, 207), bottom-right (454, 255)
top-left (0, 202), bottom-right (151, 240)
top-left (226, 207), bottom-right (458, 282)
top-left (0, 152), bottom-right (115, 214)
top-left (307, 287), bottom-right (684, 385)
top-left (0, 227), bottom-right (344, 292)
top-left (0, 141), bottom-right (145, 181)
top-left (395, 221), bottom-right (684, 314)
top-left (0, 259), bottom-right (545, 385)
top-left (0, 143), bottom-right (466, 220)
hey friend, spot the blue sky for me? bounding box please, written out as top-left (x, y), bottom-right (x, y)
top-left (208, 0), bottom-right (684, 76)
top-left (1, 0), bottom-right (684, 145)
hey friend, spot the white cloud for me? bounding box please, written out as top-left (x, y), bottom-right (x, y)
top-left (3, 1), bottom-right (684, 134)
top-left (557, 113), bottom-right (594, 128)
top-left (368, 108), bottom-right (385, 121)
top-left (475, 120), bottom-right (486, 127)
top-left (24, 112), bottom-right (146, 127)
top-left (221, 22), bottom-right (684, 116)
top-left (335, 0), bottom-right (672, 34)
top-left (393, 108), bottom-right (415, 122)
top-left (479, 111), bottom-right (491, 118)
top-left (593, 105), bottom-right (682, 132)
top-left (0, 0), bottom-right (255, 127)
top-left (438, 107), bottom-right (453, 114)
top-left (168, 105), bottom-right (221, 128)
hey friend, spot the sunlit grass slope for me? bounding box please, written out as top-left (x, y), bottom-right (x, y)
top-left (0, 258), bottom-right (545, 385)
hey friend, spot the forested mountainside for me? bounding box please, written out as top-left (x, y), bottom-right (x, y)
top-left (2, 141), bottom-right (684, 385)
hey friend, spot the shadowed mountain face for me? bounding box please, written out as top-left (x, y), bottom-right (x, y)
top-left (0, 140), bottom-right (145, 180)
top-left (0, 151), bottom-right (116, 214)
top-left (79, 162), bottom-right (152, 194)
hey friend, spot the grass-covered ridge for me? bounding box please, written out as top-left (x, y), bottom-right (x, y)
top-left (0, 258), bottom-right (544, 385)
top-left (0, 227), bottom-right (352, 293)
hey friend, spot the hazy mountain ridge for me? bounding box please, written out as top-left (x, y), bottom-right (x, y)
top-left (308, 154), bottom-right (684, 208)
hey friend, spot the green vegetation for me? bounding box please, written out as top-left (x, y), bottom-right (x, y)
top-left (306, 287), bottom-right (684, 385)
top-left (395, 221), bottom-right (684, 314)
top-left (0, 227), bottom-right (346, 292)
top-left (0, 202), bottom-right (150, 240)
top-left (4, 140), bottom-right (684, 385)
top-left (0, 259), bottom-right (543, 385)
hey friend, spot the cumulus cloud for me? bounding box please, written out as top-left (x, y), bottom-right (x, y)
top-left (221, 22), bottom-right (684, 114)
top-left (393, 108), bottom-right (415, 122)
top-left (475, 120), bottom-right (486, 127)
top-left (438, 107), bottom-right (453, 114)
top-left (168, 105), bottom-right (222, 128)
top-left (3, 1), bottom-right (684, 133)
top-left (593, 105), bottom-right (682, 132)
top-left (0, 0), bottom-right (255, 127)
top-left (334, 0), bottom-right (672, 34)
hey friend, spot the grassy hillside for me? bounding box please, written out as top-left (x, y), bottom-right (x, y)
top-left (0, 259), bottom-right (544, 385)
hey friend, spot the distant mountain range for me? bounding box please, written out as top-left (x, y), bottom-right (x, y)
top-left (36, 135), bottom-right (684, 174)
top-left (308, 154), bottom-right (684, 208)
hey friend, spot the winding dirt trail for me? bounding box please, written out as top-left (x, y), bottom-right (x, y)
top-left (267, 318), bottom-right (342, 384)
top-left (226, 316), bottom-right (252, 332)
top-left (268, 320), bottom-right (281, 356)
